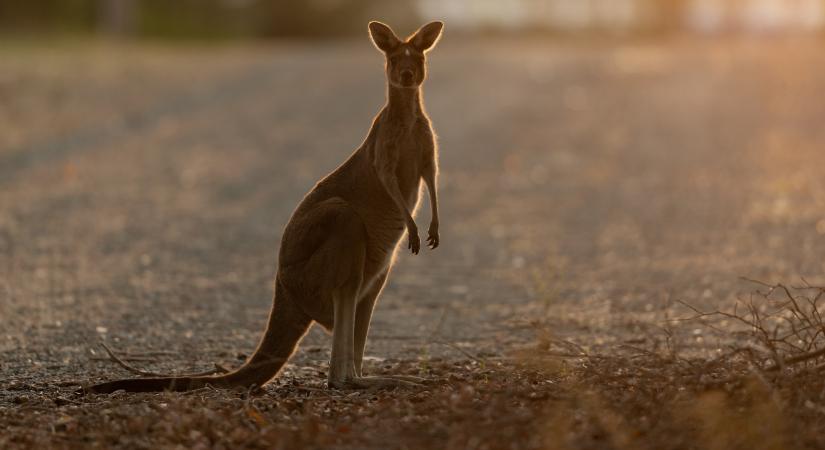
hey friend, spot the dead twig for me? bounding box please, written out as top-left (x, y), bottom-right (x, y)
top-left (98, 342), bottom-right (230, 378)
top-left (680, 278), bottom-right (825, 378)
top-left (432, 340), bottom-right (486, 364)
top-left (99, 342), bottom-right (167, 377)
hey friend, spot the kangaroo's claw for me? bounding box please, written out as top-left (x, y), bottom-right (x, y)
top-left (408, 232), bottom-right (420, 254)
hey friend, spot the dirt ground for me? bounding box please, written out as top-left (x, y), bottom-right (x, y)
top-left (2, 36), bottom-right (825, 449)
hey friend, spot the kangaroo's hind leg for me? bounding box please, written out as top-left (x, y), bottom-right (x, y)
top-left (322, 209), bottom-right (419, 390)
top-left (313, 203), bottom-right (366, 386)
top-left (330, 288), bottom-right (420, 389)
top-left (353, 271), bottom-right (387, 377)
top-left (352, 271), bottom-right (425, 384)
top-left (329, 282), bottom-right (361, 384)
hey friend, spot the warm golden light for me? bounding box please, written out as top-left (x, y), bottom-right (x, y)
top-left (419, 0), bottom-right (825, 33)
top-left (2, 2), bottom-right (825, 449)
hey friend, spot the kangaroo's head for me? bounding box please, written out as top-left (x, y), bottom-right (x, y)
top-left (369, 21), bottom-right (443, 89)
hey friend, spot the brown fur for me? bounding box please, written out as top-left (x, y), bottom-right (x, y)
top-left (84, 20), bottom-right (443, 394)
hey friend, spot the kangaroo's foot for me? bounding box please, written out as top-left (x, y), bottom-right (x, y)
top-left (328, 375), bottom-right (422, 390)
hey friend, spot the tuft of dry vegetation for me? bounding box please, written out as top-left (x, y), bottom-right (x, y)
top-left (521, 279), bottom-right (825, 450)
top-left (679, 278), bottom-right (825, 377)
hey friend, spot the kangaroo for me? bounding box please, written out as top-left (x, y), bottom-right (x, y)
top-left (84, 20), bottom-right (443, 393)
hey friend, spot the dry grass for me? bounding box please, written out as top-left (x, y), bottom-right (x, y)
top-left (525, 279), bottom-right (825, 450)
top-left (5, 281), bottom-right (825, 449)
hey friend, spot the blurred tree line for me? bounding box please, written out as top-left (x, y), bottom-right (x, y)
top-left (4, 0), bottom-right (820, 39)
top-left (0, 0), bottom-right (420, 39)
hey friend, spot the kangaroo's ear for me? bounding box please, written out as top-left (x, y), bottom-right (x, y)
top-left (410, 21), bottom-right (443, 52)
top-left (369, 21), bottom-right (401, 53)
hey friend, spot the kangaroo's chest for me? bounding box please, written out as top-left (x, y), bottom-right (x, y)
top-left (390, 128), bottom-right (428, 204)
top-left (396, 150), bottom-right (423, 204)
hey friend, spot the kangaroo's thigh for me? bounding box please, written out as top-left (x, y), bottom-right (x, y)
top-left (279, 197), bottom-right (368, 327)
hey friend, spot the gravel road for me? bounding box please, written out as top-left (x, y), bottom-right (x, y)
top-left (2, 37), bottom-right (825, 404)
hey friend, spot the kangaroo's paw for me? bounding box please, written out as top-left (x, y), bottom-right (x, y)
top-left (329, 376), bottom-right (422, 390)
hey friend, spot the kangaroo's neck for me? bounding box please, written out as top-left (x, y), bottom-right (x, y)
top-left (386, 85), bottom-right (423, 125)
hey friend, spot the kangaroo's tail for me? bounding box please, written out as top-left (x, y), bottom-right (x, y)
top-left (84, 282), bottom-right (311, 394)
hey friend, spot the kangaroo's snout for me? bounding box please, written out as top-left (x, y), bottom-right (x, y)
top-left (400, 69), bottom-right (414, 85)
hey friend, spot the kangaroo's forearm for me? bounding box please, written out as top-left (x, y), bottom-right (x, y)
top-left (422, 167), bottom-right (440, 249)
top-left (378, 172), bottom-right (415, 225)
top-left (423, 170), bottom-right (438, 223)
top-left (429, 191), bottom-right (439, 223)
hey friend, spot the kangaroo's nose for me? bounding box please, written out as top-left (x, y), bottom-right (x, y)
top-left (401, 69), bottom-right (414, 81)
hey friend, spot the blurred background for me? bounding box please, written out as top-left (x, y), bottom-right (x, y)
top-left (3, 0), bottom-right (825, 425)
top-left (1, 0), bottom-right (824, 39)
